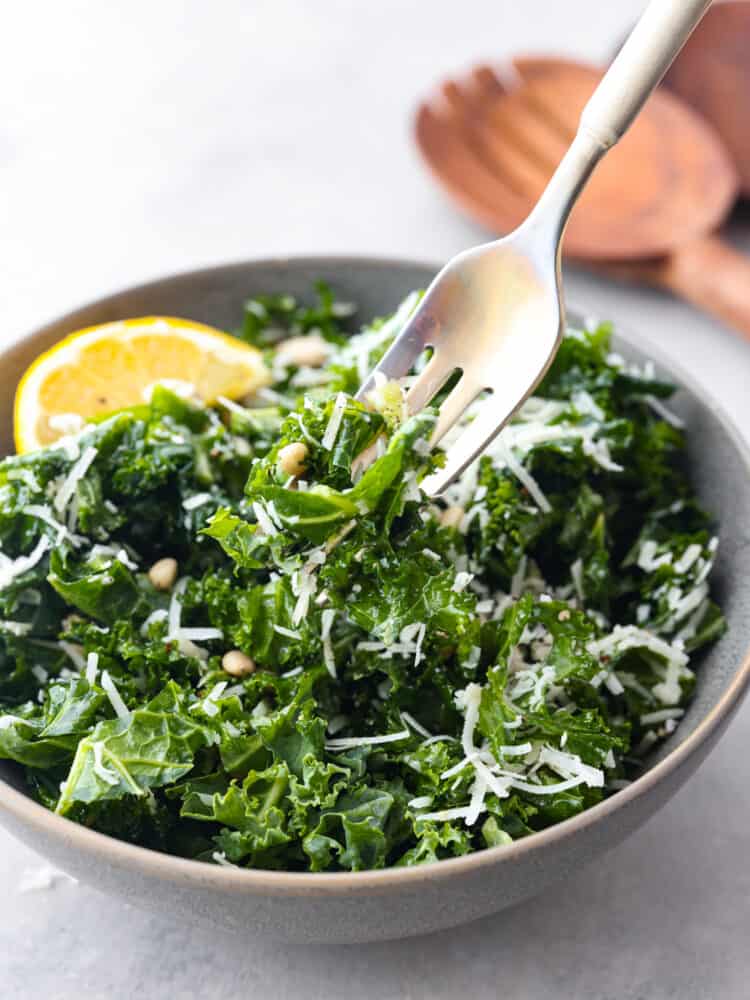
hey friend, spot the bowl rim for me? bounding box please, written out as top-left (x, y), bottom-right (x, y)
top-left (1, 252), bottom-right (749, 897)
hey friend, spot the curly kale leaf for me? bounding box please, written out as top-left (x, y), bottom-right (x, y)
top-left (55, 682), bottom-right (213, 814)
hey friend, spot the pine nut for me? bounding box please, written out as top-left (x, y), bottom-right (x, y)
top-left (148, 557), bottom-right (178, 591)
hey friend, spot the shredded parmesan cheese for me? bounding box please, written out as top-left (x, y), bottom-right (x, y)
top-left (85, 652), bottom-right (99, 685)
top-left (321, 392), bottom-right (347, 450)
top-left (53, 446), bottom-right (98, 514)
top-left (321, 608), bottom-right (337, 678)
top-left (178, 627), bottom-right (224, 641)
top-left (182, 492), bottom-right (213, 511)
top-left (325, 728), bottom-right (410, 750)
top-left (0, 537), bottom-right (51, 593)
top-left (100, 670), bottom-right (131, 722)
top-left (400, 711), bottom-right (431, 739)
top-left (641, 708), bottom-right (685, 725)
top-left (273, 624), bottom-right (302, 640)
top-left (58, 641), bottom-right (86, 670)
top-left (497, 441), bottom-right (551, 513)
top-left (253, 501), bottom-right (278, 537)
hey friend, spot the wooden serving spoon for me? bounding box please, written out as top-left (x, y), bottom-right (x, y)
top-left (415, 58), bottom-right (750, 338)
top-left (662, 0), bottom-right (750, 196)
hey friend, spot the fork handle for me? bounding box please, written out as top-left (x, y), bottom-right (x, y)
top-left (581, 0), bottom-right (711, 148)
top-left (526, 0), bottom-right (712, 249)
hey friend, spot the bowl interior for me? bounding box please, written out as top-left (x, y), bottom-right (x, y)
top-left (1, 255), bottom-right (749, 795)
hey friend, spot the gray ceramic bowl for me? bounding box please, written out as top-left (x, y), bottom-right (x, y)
top-left (1, 257), bottom-right (749, 944)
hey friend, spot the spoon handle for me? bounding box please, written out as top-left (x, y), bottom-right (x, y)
top-left (647, 236), bottom-right (750, 341)
top-left (581, 0), bottom-right (712, 148)
top-left (592, 236), bottom-right (750, 340)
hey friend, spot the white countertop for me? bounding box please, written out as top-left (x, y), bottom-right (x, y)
top-left (2, 2), bottom-right (750, 996)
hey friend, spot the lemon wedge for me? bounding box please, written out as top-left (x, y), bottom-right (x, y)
top-left (14, 316), bottom-right (269, 453)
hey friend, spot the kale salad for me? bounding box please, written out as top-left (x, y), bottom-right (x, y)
top-left (0, 286), bottom-right (725, 871)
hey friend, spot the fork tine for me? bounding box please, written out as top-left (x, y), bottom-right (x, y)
top-left (422, 394), bottom-right (515, 495)
top-left (355, 329), bottom-right (422, 403)
top-left (404, 351), bottom-right (458, 415)
top-left (429, 376), bottom-right (484, 447)
top-left (354, 300), bottom-right (439, 402)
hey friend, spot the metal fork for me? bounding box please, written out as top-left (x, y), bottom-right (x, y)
top-left (356, 0), bottom-right (711, 495)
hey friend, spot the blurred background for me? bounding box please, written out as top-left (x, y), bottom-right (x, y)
top-left (3, 1), bottom-right (750, 399)
top-left (1, 2), bottom-right (750, 997)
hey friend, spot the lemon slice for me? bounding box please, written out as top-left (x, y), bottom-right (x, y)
top-left (14, 316), bottom-right (269, 453)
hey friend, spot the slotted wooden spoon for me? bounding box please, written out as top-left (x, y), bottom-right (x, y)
top-left (662, 0), bottom-right (750, 195)
top-left (415, 57), bottom-right (750, 338)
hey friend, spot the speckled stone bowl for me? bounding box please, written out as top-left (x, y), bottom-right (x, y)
top-left (1, 257), bottom-right (749, 944)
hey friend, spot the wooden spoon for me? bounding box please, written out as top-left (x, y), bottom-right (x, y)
top-left (415, 58), bottom-right (750, 338)
top-left (662, 0), bottom-right (750, 196)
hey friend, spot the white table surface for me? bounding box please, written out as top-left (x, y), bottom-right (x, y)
top-left (2, 2), bottom-right (750, 997)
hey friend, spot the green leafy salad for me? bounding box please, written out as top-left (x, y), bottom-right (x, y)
top-left (0, 286), bottom-right (725, 871)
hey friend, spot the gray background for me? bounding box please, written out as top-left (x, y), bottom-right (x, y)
top-left (1, 2), bottom-right (749, 997)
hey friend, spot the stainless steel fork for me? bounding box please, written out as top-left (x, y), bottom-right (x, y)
top-left (356, 0), bottom-right (711, 495)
